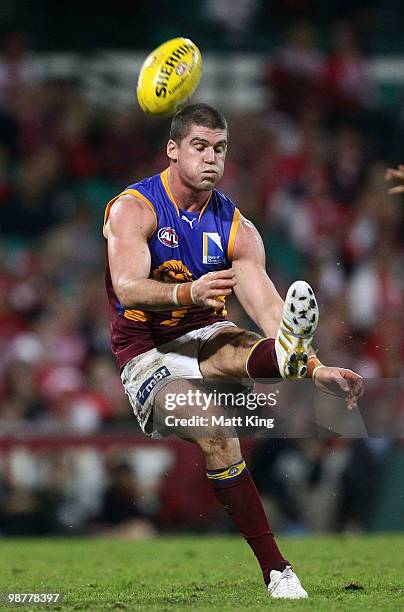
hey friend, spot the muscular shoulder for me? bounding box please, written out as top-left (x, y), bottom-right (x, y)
top-left (104, 194), bottom-right (157, 240)
top-left (232, 214), bottom-right (265, 263)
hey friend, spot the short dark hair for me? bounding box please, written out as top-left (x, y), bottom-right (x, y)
top-left (169, 103), bottom-right (228, 143)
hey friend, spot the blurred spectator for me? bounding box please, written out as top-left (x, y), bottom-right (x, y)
top-left (203, 0), bottom-right (260, 46)
top-left (0, 32), bottom-right (39, 109)
top-left (268, 22), bottom-right (324, 117)
top-left (0, 481), bottom-right (43, 535)
top-left (328, 127), bottom-right (367, 205)
top-left (337, 439), bottom-right (396, 531)
top-left (251, 439), bottom-right (349, 533)
top-left (323, 22), bottom-right (374, 115)
top-left (91, 459), bottom-right (155, 538)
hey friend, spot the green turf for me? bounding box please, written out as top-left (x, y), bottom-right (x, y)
top-left (0, 535), bottom-right (402, 611)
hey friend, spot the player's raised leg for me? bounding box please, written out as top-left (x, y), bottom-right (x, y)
top-left (153, 379), bottom-right (307, 597)
top-left (199, 280), bottom-right (319, 382)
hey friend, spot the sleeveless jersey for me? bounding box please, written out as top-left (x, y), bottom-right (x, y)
top-left (104, 168), bottom-right (240, 369)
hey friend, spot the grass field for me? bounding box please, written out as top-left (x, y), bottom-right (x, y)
top-left (0, 535), bottom-right (402, 611)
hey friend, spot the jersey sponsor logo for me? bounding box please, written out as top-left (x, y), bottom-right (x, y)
top-left (137, 366), bottom-right (171, 406)
top-left (203, 232), bottom-right (225, 264)
top-left (158, 227), bottom-right (179, 248)
top-left (181, 215), bottom-right (196, 229)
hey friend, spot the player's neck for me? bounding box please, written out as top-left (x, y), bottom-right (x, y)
top-left (168, 168), bottom-right (211, 212)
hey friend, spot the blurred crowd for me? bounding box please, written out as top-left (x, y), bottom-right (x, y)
top-left (0, 24), bottom-right (403, 534)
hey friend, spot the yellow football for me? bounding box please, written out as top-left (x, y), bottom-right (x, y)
top-left (137, 37), bottom-right (202, 116)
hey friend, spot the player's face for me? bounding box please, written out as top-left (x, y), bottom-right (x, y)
top-left (168, 124), bottom-right (228, 190)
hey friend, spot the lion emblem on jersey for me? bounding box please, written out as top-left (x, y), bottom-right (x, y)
top-left (152, 259), bottom-right (193, 283)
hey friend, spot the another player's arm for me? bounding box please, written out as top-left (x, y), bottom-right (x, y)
top-left (105, 194), bottom-right (236, 310)
top-left (385, 164), bottom-right (404, 194)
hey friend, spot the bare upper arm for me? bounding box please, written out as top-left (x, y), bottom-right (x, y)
top-left (232, 214), bottom-right (266, 268)
top-left (106, 194), bottom-right (157, 293)
top-left (231, 213), bottom-right (269, 299)
top-left (231, 214), bottom-right (283, 333)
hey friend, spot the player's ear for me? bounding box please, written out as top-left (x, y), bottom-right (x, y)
top-left (167, 139), bottom-right (178, 162)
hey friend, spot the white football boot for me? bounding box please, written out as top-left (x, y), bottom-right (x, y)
top-left (275, 280), bottom-right (319, 379)
top-left (267, 566), bottom-right (308, 599)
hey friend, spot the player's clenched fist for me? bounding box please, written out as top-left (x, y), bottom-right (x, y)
top-left (174, 269), bottom-right (236, 309)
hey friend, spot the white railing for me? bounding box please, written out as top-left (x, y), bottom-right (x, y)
top-left (29, 52), bottom-right (404, 111)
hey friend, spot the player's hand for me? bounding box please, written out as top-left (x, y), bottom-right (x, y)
top-left (191, 269), bottom-right (236, 309)
top-left (385, 164), bottom-right (404, 194)
top-left (313, 367), bottom-right (364, 410)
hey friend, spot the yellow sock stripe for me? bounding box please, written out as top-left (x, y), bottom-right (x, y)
top-left (207, 460), bottom-right (246, 481)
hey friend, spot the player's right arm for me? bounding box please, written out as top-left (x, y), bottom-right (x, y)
top-left (105, 194), bottom-right (236, 310)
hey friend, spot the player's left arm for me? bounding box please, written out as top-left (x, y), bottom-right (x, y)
top-left (231, 214), bottom-right (284, 338)
top-left (231, 215), bottom-right (364, 409)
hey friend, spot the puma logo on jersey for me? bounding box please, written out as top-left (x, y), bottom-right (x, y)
top-left (181, 215), bottom-right (196, 229)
